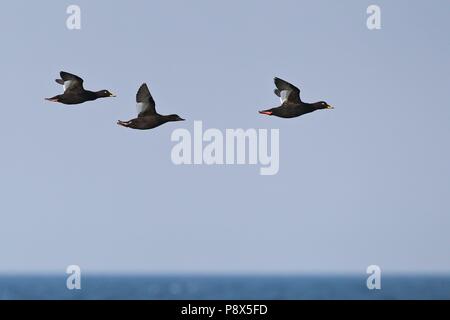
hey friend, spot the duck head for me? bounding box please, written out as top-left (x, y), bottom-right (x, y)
top-left (314, 101), bottom-right (333, 110)
top-left (96, 90), bottom-right (117, 98)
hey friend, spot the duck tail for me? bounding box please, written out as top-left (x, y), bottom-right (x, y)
top-left (117, 120), bottom-right (131, 128)
top-left (45, 95), bottom-right (60, 103)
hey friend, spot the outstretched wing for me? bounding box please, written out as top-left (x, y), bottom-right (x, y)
top-left (136, 83), bottom-right (156, 117)
top-left (274, 77), bottom-right (301, 104)
top-left (56, 71), bottom-right (85, 93)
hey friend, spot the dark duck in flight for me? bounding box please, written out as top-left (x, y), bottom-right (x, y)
top-left (259, 77), bottom-right (333, 118)
top-left (45, 71), bottom-right (116, 104)
top-left (117, 83), bottom-right (184, 130)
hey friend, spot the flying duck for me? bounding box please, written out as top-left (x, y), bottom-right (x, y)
top-left (259, 77), bottom-right (333, 118)
top-left (45, 71), bottom-right (116, 104)
top-left (117, 83), bottom-right (184, 130)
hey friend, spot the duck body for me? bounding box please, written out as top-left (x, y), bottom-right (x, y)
top-left (118, 114), bottom-right (183, 130)
top-left (263, 102), bottom-right (319, 118)
top-left (259, 77), bottom-right (333, 119)
top-left (45, 71), bottom-right (115, 105)
top-left (117, 83), bottom-right (184, 130)
top-left (46, 90), bottom-right (109, 105)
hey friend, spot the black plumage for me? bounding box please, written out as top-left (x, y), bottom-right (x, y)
top-left (45, 71), bottom-right (116, 105)
top-left (259, 77), bottom-right (333, 118)
top-left (117, 83), bottom-right (184, 130)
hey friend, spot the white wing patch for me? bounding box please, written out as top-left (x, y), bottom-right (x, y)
top-left (279, 90), bottom-right (291, 103)
top-left (136, 102), bottom-right (148, 115)
top-left (64, 80), bottom-right (74, 91)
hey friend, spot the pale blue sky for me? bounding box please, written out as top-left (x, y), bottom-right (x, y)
top-left (0, 0), bottom-right (449, 274)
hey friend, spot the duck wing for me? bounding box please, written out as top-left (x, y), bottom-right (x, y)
top-left (136, 83), bottom-right (156, 117)
top-left (274, 77), bottom-right (301, 105)
top-left (56, 71), bottom-right (85, 93)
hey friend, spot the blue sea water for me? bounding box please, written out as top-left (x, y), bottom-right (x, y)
top-left (0, 275), bottom-right (449, 300)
